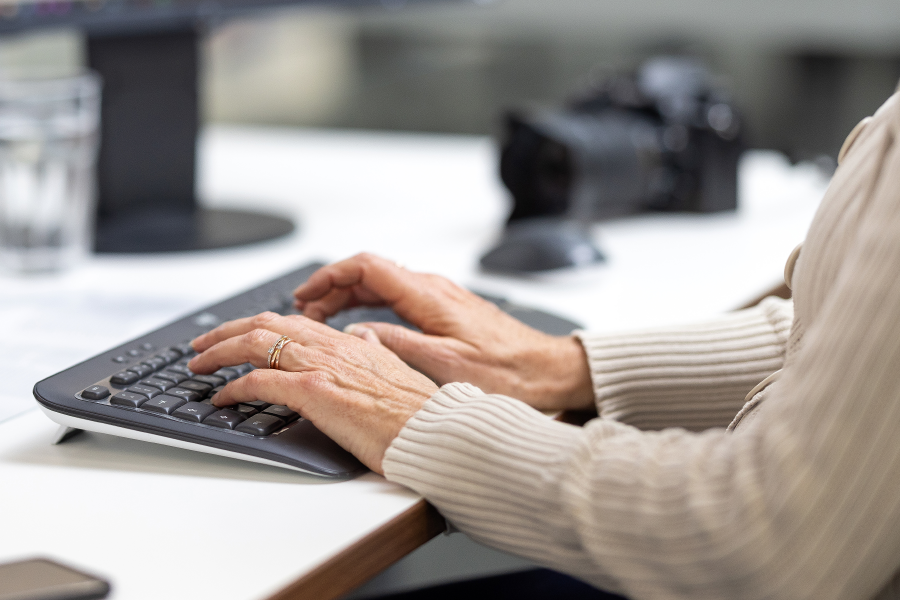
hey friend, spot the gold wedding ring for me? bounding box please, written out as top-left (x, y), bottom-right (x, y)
top-left (267, 335), bottom-right (292, 370)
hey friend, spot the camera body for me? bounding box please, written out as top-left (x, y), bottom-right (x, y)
top-left (499, 57), bottom-right (743, 223)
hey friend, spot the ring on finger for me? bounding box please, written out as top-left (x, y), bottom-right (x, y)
top-left (267, 335), bottom-right (293, 370)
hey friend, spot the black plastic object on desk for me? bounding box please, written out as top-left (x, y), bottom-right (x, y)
top-left (33, 262), bottom-right (581, 478)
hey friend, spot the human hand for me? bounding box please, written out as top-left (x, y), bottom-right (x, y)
top-left (293, 253), bottom-right (594, 411)
top-left (188, 312), bottom-right (438, 474)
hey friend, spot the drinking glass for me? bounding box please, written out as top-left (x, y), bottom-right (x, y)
top-left (0, 71), bottom-right (101, 273)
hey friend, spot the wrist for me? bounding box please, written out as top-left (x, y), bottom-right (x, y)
top-left (516, 335), bottom-right (595, 411)
top-left (551, 335), bottom-right (595, 410)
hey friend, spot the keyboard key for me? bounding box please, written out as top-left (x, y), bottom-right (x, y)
top-left (158, 350), bottom-right (181, 364)
top-left (112, 355), bottom-right (129, 364)
top-left (128, 364), bottom-right (155, 378)
top-left (166, 364), bottom-right (194, 377)
top-left (172, 401), bottom-right (218, 423)
top-left (139, 343), bottom-right (155, 351)
top-left (180, 380), bottom-right (212, 394)
top-left (209, 385), bottom-right (225, 397)
top-left (191, 374), bottom-right (225, 387)
top-left (142, 357), bottom-right (168, 370)
top-left (262, 405), bottom-right (299, 423)
top-left (232, 363), bottom-right (254, 376)
top-left (110, 391), bottom-right (148, 408)
top-left (203, 409), bottom-right (247, 430)
top-left (126, 385), bottom-right (162, 399)
top-left (155, 371), bottom-right (188, 385)
top-left (81, 385), bottom-right (110, 400)
top-left (174, 342), bottom-right (194, 356)
top-left (139, 377), bottom-right (175, 391)
top-left (233, 404), bottom-right (258, 417)
top-left (243, 400), bottom-right (270, 411)
top-left (126, 349), bottom-right (144, 357)
top-left (235, 414), bottom-right (285, 436)
top-left (110, 371), bottom-right (140, 386)
top-left (141, 395), bottom-right (187, 415)
top-left (165, 388), bottom-right (203, 403)
top-left (212, 368), bottom-right (238, 381)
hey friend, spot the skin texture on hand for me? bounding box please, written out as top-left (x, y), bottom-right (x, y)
top-left (293, 253), bottom-right (595, 411)
top-left (189, 312), bottom-right (438, 474)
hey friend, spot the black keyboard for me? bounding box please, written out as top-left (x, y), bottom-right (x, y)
top-left (33, 262), bottom-right (581, 478)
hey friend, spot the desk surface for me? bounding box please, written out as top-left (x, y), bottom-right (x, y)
top-left (0, 126), bottom-right (828, 599)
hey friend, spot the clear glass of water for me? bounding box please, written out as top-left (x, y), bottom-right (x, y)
top-left (0, 72), bottom-right (101, 273)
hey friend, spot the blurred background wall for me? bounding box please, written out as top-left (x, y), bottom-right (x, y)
top-left (3, 0), bottom-right (900, 163)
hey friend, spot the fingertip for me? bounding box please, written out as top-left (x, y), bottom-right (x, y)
top-left (189, 335), bottom-right (204, 351)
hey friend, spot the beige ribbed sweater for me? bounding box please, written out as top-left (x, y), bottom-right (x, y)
top-left (383, 92), bottom-right (900, 600)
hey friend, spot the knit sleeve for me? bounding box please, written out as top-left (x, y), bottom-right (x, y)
top-left (382, 98), bottom-right (900, 600)
top-left (576, 296), bottom-right (793, 431)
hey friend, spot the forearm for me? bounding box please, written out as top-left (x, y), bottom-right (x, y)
top-left (383, 384), bottom-right (758, 598)
top-left (577, 296), bottom-right (793, 431)
top-left (384, 366), bottom-right (900, 600)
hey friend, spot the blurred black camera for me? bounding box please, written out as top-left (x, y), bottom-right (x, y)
top-left (481, 57), bottom-right (743, 274)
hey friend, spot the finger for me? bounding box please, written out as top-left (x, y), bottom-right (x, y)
top-left (189, 328), bottom-right (285, 373)
top-left (193, 310), bottom-right (344, 354)
top-left (295, 281), bottom-right (389, 316)
top-left (349, 322), bottom-right (465, 384)
top-left (191, 311), bottom-right (282, 353)
top-left (293, 253), bottom-right (412, 309)
top-left (343, 324), bottom-right (384, 346)
top-left (211, 368), bottom-right (301, 411)
top-left (191, 317), bottom-right (347, 374)
top-left (300, 287), bottom-right (356, 322)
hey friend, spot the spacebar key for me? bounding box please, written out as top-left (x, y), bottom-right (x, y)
top-left (235, 414), bottom-right (285, 436)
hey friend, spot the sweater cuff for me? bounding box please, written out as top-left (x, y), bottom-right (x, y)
top-left (575, 297), bottom-right (793, 431)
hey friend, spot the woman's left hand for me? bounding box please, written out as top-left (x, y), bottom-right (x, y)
top-left (188, 312), bottom-right (438, 474)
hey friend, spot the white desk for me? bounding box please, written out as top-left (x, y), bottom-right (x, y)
top-left (0, 126), bottom-right (828, 599)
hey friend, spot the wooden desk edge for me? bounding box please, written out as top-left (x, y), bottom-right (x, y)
top-left (266, 499), bottom-right (445, 600)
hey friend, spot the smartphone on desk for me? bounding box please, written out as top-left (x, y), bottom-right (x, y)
top-left (0, 558), bottom-right (110, 600)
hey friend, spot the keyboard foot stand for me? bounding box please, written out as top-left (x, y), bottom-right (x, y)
top-left (52, 425), bottom-right (84, 445)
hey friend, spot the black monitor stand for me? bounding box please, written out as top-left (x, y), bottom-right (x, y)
top-left (87, 27), bottom-right (294, 253)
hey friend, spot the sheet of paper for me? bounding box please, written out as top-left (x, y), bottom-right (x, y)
top-left (0, 285), bottom-right (192, 424)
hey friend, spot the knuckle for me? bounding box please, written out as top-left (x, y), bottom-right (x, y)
top-left (253, 311), bottom-right (278, 326)
top-left (243, 369), bottom-right (267, 388)
top-left (246, 328), bottom-right (271, 348)
top-left (302, 371), bottom-right (329, 392)
top-left (356, 252), bottom-right (379, 268)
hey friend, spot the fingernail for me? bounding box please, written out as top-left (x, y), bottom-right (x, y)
top-left (343, 323), bottom-right (360, 335)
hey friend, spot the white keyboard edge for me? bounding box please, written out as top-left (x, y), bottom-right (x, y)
top-left (38, 405), bottom-right (325, 476)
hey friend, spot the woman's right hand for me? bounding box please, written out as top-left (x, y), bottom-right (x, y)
top-left (293, 253), bottom-right (594, 411)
